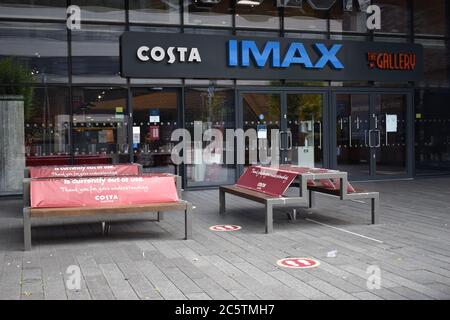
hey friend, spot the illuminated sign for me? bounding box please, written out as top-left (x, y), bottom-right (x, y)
top-left (120, 32), bottom-right (423, 82)
top-left (228, 40), bottom-right (343, 69)
top-left (367, 52), bottom-right (417, 71)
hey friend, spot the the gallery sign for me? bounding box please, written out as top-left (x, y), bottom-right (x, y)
top-left (120, 32), bottom-right (423, 82)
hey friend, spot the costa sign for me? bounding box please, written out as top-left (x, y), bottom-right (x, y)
top-left (121, 32), bottom-right (423, 82)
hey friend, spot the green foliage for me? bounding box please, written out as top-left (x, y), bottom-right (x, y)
top-left (0, 57), bottom-right (36, 121)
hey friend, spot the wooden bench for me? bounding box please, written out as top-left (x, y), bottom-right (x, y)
top-left (219, 185), bottom-right (308, 234)
top-left (22, 178), bottom-right (192, 251)
top-left (307, 185), bottom-right (379, 224)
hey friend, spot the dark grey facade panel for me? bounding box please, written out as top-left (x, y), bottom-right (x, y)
top-left (120, 32), bottom-right (423, 82)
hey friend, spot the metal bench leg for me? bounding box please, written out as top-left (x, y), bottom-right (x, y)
top-left (371, 194), bottom-right (379, 224)
top-left (219, 189), bottom-right (225, 214)
top-left (23, 208), bottom-right (31, 251)
top-left (287, 209), bottom-right (297, 221)
top-left (309, 190), bottom-right (315, 208)
top-left (185, 204), bottom-right (193, 240)
top-left (265, 202), bottom-right (274, 234)
top-left (157, 211), bottom-right (164, 221)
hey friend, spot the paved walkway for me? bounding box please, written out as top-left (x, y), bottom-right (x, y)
top-left (0, 177), bottom-right (449, 300)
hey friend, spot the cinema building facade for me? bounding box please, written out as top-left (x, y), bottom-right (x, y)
top-left (0, 0), bottom-right (449, 194)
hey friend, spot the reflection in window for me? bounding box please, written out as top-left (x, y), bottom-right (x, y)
top-left (22, 87), bottom-right (70, 166)
top-left (129, 0), bottom-right (180, 24)
top-left (415, 89), bottom-right (450, 175)
top-left (185, 88), bottom-right (235, 187)
top-left (414, 0), bottom-right (449, 36)
top-left (329, 0), bottom-right (370, 33)
top-left (72, 88), bottom-right (129, 165)
top-left (184, 0), bottom-right (232, 27)
top-left (71, 24), bottom-right (125, 84)
top-left (235, 0), bottom-right (280, 29)
top-left (0, 22), bottom-right (68, 83)
top-left (131, 88), bottom-right (179, 174)
top-left (373, 0), bottom-right (408, 34)
top-left (416, 39), bottom-right (450, 87)
top-left (284, 5), bottom-right (327, 31)
top-left (71, 0), bottom-right (125, 22)
top-left (0, 0), bottom-right (67, 20)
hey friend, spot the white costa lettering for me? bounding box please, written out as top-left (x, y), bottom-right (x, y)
top-left (95, 195), bottom-right (119, 201)
top-left (137, 46), bottom-right (149, 61)
top-left (136, 46), bottom-right (201, 64)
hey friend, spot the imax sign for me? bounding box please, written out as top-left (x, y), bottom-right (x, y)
top-left (120, 32), bottom-right (423, 82)
top-left (228, 40), bottom-right (343, 69)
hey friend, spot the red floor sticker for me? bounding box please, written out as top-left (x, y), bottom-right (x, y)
top-left (209, 225), bottom-right (242, 232)
top-left (276, 257), bottom-right (320, 269)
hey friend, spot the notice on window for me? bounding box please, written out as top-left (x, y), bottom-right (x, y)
top-left (149, 109), bottom-right (160, 123)
top-left (257, 124), bottom-right (267, 139)
top-left (133, 126), bottom-right (141, 144)
top-left (386, 114), bottom-right (397, 133)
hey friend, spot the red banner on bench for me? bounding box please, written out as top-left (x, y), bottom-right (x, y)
top-left (30, 176), bottom-right (178, 208)
top-left (236, 166), bottom-right (298, 197)
top-left (29, 164), bottom-right (140, 179)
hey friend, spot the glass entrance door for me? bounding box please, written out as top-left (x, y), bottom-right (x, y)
top-left (239, 91), bottom-right (327, 170)
top-left (374, 94), bottom-right (408, 176)
top-left (285, 93), bottom-right (325, 168)
top-left (336, 93), bottom-right (371, 178)
top-left (241, 92), bottom-right (281, 167)
top-left (334, 92), bottom-right (411, 179)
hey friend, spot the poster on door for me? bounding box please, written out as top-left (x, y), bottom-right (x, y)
top-left (149, 125), bottom-right (160, 141)
top-left (386, 114), bottom-right (398, 132)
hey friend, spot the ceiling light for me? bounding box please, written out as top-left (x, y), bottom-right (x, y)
top-left (237, 0), bottom-right (264, 6)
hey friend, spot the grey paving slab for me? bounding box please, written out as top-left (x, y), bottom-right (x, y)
top-left (0, 177), bottom-right (449, 300)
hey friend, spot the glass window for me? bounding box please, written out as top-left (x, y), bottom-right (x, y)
top-left (415, 88), bottom-right (450, 175)
top-left (1, 86), bottom-right (69, 193)
top-left (21, 87), bottom-right (71, 166)
top-left (184, 0), bottom-right (233, 27)
top-left (0, 22), bottom-right (68, 84)
top-left (129, 0), bottom-right (180, 24)
top-left (414, 0), bottom-right (449, 36)
top-left (373, 0), bottom-right (408, 34)
top-left (185, 87), bottom-right (235, 187)
top-left (284, 5), bottom-right (327, 32)
top-left (235, 0), bottom-right (280, 29)
top-left (71, 0), bottom-right (125, 23)
top-left (330, 0), bottom-right (370, 33)
top-left (0, 0), bottom-right (67, 20)
top-left (72, 87), bottom-right (129, 165)
top-left (415, 39), bottom-right (450, 87)
top-left (71, 24), bottom-right (125, 84)
top-left (131, 88), bottom-right (179, 174)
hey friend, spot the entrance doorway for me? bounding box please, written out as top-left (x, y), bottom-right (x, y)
top-left (333, 91), bottom-right (413, 180)
top-left (237, 89), bottom-right (412, 181)
top-left (239, 90), bottom-right (328, 174)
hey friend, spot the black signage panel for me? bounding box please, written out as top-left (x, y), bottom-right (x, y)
top-left (120, 32), bottom-right (423, 82)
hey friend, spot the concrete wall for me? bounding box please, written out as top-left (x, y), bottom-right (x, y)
top-left (0, 95), bottom-right (25, 195)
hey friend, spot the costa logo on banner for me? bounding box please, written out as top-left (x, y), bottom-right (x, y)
top-left (29, 164), bottom-right (140, 179)
top-left (277, 257), bottom-right (320, 269)
top-left (30, 176), bottom-right (178, 208)
top-left (236, 166), bottom-right (298, 197)
top-left (209, 225), bottom-right (242, 232)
